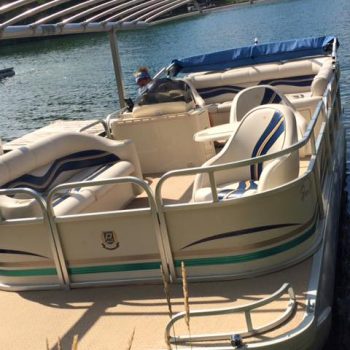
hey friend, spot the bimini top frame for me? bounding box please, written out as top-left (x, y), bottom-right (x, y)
top-left (0, 0), bottom-right (201, 40)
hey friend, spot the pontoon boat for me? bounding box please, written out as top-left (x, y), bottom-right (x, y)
top-left (0, 34), bottom-right (344, 349)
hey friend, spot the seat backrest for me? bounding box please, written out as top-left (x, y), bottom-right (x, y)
top-left (185, 57), bottom-right (332, 105)
top-left (230, 85), bottom-right (310, 157)
top-left (230, 85), bottom-right (293, 123)
top-left (193, 104), bottom-right (299, 192)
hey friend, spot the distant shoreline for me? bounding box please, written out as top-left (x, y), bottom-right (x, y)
top-left (202, 0), bottom-right (268, 14)
top-left (153, 0), bottom-right (269, 25)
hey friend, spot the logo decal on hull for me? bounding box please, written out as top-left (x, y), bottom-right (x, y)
top-left (101, 231), bottom-right (119, 250)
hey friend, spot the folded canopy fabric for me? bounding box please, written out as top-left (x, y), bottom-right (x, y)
top-left (171, 36), bottom-right (339, 75)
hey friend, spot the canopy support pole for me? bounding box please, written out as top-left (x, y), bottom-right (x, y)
top-left (109, 29), bottom-right (126, 109)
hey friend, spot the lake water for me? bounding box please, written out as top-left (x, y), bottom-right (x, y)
top-left (1, 0), bottom-right (350, 347)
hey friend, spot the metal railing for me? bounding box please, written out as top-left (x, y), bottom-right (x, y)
top-left (165, 283), bottom-right (296, 345)
top-left (78, 119), bottom-right (111, 138)
top-left (0, 188), bottom-right (66, 290)
top-left (105, 109), bottom-right (128, 133)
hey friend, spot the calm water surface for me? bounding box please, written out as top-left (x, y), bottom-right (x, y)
top-left (1, 0), bottom-right (350, 347)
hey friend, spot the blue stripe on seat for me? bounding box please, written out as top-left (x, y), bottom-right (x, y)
top-left (261, 88), bottom-right (282, 104)
top-left (250, 111), bottom-right (285, 180)
top-left (261, 74), bottom-right (315, 87)
top-left (196, 74), bottom-right (314, 100)
top-left (197, 85), bottom-right (243, 99)
top-left (51, 163), bottom-right (115, 207)
top-left (257, 119), bottom-right (285, 178)
top-left (218, 180), bottom-right (258, 200)
top-left (3, 150), bottom-right (120, 194)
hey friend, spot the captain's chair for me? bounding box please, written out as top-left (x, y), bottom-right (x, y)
top-left (230, 85), bottom-right (310, 156)
top-left (192, 104), bottom-right (299, 202)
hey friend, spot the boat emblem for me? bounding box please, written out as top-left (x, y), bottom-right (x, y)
top-left (101, 231), bottom-right (119, 250)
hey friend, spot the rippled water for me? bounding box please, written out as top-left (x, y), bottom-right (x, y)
top-left (1, 0), bottom-right (350, 347)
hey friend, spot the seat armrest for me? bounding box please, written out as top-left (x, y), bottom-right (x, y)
top-left (258, 153), bottom-right (299, 192)
top-left (311, 63), bottom-right (333, 97)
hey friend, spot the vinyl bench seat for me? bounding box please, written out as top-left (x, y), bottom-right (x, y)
top-left (0, 133), bottom-right (142, 219)
top-left (185, 57), bottom-right (333, 125)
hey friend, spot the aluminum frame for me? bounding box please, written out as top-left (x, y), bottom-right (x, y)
top-left (0, 188), bottom-right (67, 290)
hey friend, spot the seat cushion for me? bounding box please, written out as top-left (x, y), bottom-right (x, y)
top-left (2, 149), bottom-right (120, 195)
top-left (0, 161), bottom-right (135, 219)
top-left (132, 101), bottom-right (195, 118)
top-left (54, 161), bottom-right (135, 216)
top-left (193, 180), bottom-right (258, 202)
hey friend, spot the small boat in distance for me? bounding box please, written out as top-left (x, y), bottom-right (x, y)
top-left (0, 67), bottom-right (15, 80)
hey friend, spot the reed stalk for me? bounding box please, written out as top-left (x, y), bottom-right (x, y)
top-left (71, 335), bottom-right (78, 350)
top-left (126, 328), bottom-right (135, 350)
top-left (46, 338), bottom-right (49, 350)
top-left (160, 264), bottom-right (173, 318)
top-left (57, 337), bottom-right (62, 350)
top-left (181, 261), bottom-right (190, 332)
top-left (160, 265), bottom-right (174, 350)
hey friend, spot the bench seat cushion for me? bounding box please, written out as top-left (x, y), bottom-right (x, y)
top-left (2, 149), bottom-right (120, 194)
top-left (132, 101), bottom-right (195, 118)
top-left (186, 57), bottom-right (332, 107)
top-left (0, 160), bottom-right (135, 219)
top-left (54, 160), bottom-right (135, 216)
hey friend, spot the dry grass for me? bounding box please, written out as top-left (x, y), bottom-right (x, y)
top-left (181, 261), bottom-right (190, 332)
top-left (160, 264), bottom-right (173, 318)
top-left (71, 335), bottom-right (78, 350)
top-left (126, 328), bottom-right (136, 350)
top-left (58, 337), bottom-right (63, 350)
top-left (45, 335), bottom-right (78, 350)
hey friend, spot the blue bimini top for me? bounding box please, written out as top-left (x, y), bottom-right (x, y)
top-left (170, 36), bottom-right (339, 75)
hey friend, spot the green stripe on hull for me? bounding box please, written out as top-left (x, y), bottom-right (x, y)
top-left (0, 268), bottom-right (57, 277)
top-left (0, 222), bottom-right (316, 277)
top-left (174, 223), bottom-right (316, 268)
top-left (68, 261), bottom-right (161, 275)
top-left (0, 262), bottom-right (162, 277)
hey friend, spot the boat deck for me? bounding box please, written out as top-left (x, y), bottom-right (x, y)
top-left (0, 257), bottom-right (311, 349)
